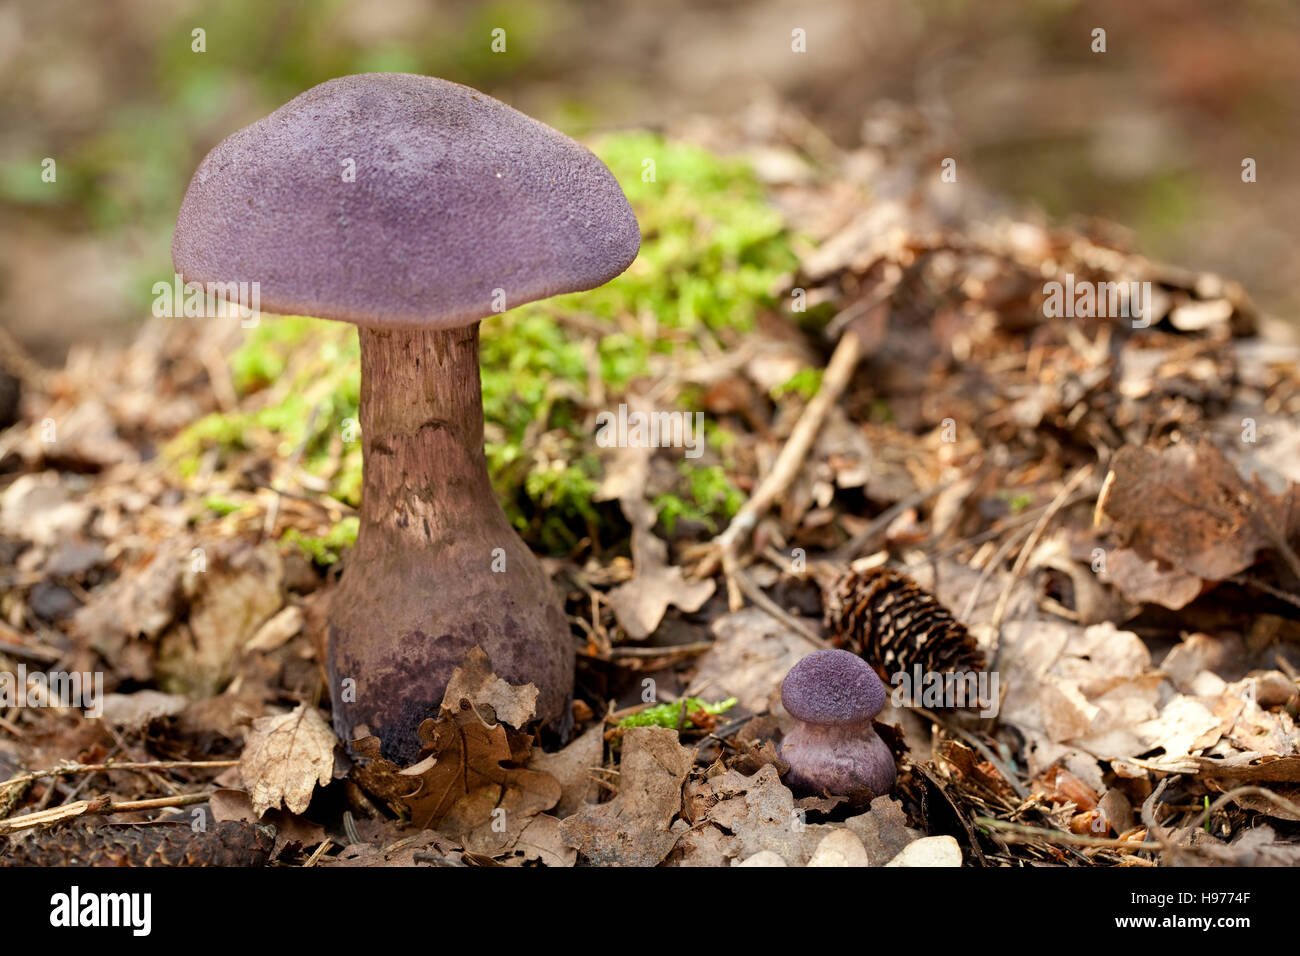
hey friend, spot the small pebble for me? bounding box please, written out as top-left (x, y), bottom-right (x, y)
top-left (807, 829), bottom-right (870, 867)
top-left (884, 835), bottom-right (962, 867)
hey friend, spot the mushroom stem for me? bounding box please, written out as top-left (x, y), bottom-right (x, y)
top-left (355, 323), bottom-right (492, 533)
top-left (327, 323), bottom-right (574, 763)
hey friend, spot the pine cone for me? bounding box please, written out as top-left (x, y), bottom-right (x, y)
top-left (0, 820), bottom-right (274, 867)
top-left (824, 567), bottom-right (986, 692)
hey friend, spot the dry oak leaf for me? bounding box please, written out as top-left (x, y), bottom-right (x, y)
top-left (351, 709), bottom-right (560, 850)
top-left (559, 726), bottom-right (695, 866)
top-left (440, 645), bottom-right (539, 728)
top-left (350, 650), bottom-right (560, 857)
top-left (240, 702), bottom-right (337, 816)
top-left (607, 512), bottom-right (715, 639)
top-left (697, 764), bottom-right (838, 865)
top-left (1099, 442), bottom-right (1296, 587)
top-left (527, 722), bottom-right (605, 818)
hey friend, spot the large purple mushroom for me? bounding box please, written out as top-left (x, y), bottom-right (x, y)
top-left (172, 74), bottom-right (640, 762)
top-left (779, 649), bottom-right (896, 797)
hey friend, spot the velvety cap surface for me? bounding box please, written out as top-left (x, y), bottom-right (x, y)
top-left (172, 74), bottom-right (641, 328)
top-left (781, 649), bottom-right (886, 724)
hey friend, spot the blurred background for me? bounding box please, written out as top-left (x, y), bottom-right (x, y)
top-left (2, 0), bottom-right (1298, 362)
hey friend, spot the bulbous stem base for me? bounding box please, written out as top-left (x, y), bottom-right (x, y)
top-left (779, 720), bottom-right (896, 797)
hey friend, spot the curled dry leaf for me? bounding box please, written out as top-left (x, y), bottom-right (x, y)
top-left (349, 648), bottom-right (560, 859)
top-left (239, 702), bottom-right (337, 816)
top-left (606, 496), bottom-right (715, 638)
top-left (440, 645), bottom-right (539, 729)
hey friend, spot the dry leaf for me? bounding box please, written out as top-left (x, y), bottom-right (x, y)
top-left (606, 512), bottom-right (715, 638)
top-left (349, 651), bottom-right (559, 858)
top-left (1100, 442), bottom-right (1294, 585)
top-left (694, 764), bottom-right (836, 865)
top-left (441, 645), bottom-right (539, 728)
top-left (157, 539), bottom-right (284, 696)
top-left (527, 722), bottom-right (605, 817)
top-left (98, 690), bottom-right (188, 729)
top-left (693, 607), bottom-right (811, 712)
top-left (240, 702), bottom-right (336, 816)
top-left (599, 433), bottom-right (714, 638)
top-left (559, 726), bottom-right (694, 866)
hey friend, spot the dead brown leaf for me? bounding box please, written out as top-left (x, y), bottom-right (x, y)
top-left (1100, 442), bottom-right (1295, 589)
top-left (239, 702), bottom-right (336, 816)
top-left (558, 726), bottom-right (694, 866)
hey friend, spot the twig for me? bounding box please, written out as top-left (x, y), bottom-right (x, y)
top-left (975, 817), bottom-right (1153, 851)
top-left (690, 328), bottom-right (864, 608)
top-left (732, 569), bottom-right (827, 648)
top-left (0, 638), bottom-right (61, 665)
top-left (832, 479), bottom-right (957, 563)
top-left (0, 792), bottom-right (211, 835)
top-left (0, 759), bottom-right (238, 792)
top-left (958, 521), bottom-right (1034, 623)
top-left (302, 840), bottom-right (335, 867)
top-left (1229, 574), bottom-right (1300, 611)
top-left (912, 706), bottom-right (1029, 801)
top-left (607, 641), bottom-right (714, 660)
top-left (1189, 785), bottom-right (1300, 831)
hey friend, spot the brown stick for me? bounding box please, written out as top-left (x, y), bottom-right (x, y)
top-left (0, 792), bottom-right (211, 835)
top-left (694, 330), bottom-right (864, 608)
top-left (0, 759), bottom-right (238, 792)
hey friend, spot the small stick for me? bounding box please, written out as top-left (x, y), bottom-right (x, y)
top-left (0, 792), bottom-right (211, 835)
top-left (911, 706), bottom-right (1029, 801)
top-left (1188, 785), bottom-right (1300, 831)
top-left (692, 329), bottom-right (864, 607)
top-left (832, 480), bottom-right (957, 563)
top-left (607, 642), bottom-right (714, 660)
top-left (302, 840), bottom-right (335, 867)
top-left (732, 569), bottom-right (827, 649)
top-left (975, 817), bottom-right (1153, 851)
top-left (0, 759), bottom-right (238, 792)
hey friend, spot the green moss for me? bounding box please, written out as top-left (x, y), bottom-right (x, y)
top-left (169, 133), bottom-right (793, 550)
top-left (771, 367), bottom-right (823, 401)
top-left (999, 490), bottom-right (1034, 514)
top-left (654, 463), bottom-right (744, 534)
top-left (615, 696), bottom-right (737, 733)
top-left (281, 516), bottom-right (360, 566)
top-left (200, 495), bottom-right (245, 516)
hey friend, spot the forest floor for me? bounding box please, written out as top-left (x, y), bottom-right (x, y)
top-left (2, 102), bottom-right (1299, 867)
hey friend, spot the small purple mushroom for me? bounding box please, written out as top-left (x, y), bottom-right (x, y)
top-left (172, 74), bottom-right (639, 762)
top-left (779, 649), bottom-right (896, 797)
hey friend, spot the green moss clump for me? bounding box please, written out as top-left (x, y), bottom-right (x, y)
top-left (615, 696), bottom-right (738, 733)
top-left (654, 464), bottom-right (745, 534)
top-left (771, 367), bottom-right (823, 401)
top-left (281, 516), bottom-right (360, 566)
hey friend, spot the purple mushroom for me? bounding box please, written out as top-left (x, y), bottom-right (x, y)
top-left (172, 74), bottom-right (640, 762)
top-left (779, 649), bottom-right (896, 797)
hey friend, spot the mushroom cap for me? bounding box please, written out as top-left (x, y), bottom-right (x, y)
top-left (781, 648), bottom-right (887, 725)
top-left (172, 73), bottom-right (640, 328)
